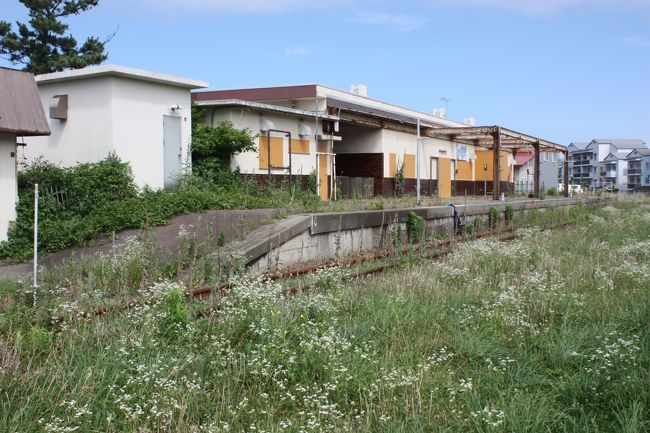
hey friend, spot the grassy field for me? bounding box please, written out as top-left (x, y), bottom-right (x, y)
top-left (0, 198), bottom-right (648, 432)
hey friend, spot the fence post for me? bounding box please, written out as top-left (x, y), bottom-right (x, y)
top-left (33, 183), bottom-right (39, 305)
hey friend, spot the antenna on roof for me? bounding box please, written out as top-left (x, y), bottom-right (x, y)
top-left (440, 97), bottom-right (451, 119)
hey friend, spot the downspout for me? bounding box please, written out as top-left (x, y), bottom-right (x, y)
top-left (210, 107), bottom-right (217, 127)
top-left (315, 96), bottom-right (320, 196)
top-left (287, 131), bottom-right (292, 190)
top-left (416, 118), bottom-right (421, 204)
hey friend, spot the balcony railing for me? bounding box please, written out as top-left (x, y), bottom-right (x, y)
top-left (627, 169), bottom-right (642, 175)
top-left (605, 171), bottom-right (617, 178)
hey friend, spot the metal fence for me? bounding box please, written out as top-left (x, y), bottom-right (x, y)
top-left (514, 180), bottom-right (534, 194)
top-left (336, 176), bottom-right (374, 198)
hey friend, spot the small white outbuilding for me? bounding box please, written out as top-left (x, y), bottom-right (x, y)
top-left (0, 67), bottom-right (50, 242)
top-left (22, 65), bottom-right (208, 189)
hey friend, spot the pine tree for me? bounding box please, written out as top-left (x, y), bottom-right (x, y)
top-left (0, 0), bottom-right (110, 74)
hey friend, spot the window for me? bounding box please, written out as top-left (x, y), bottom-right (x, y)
top-left (291, 139), bottom-right (310, 155)
top-left (403, 154), bottom-right (416, 179)
top-left (543, 152), bottom-right (549, 162)
top-left (259, 136), bottom-right (284, 169)
top-left (646, 162), bottom-right (650, 170)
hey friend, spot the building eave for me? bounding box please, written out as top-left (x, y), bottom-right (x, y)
top-left (194, 99), bottom-right (339, 120)
top-left (36, 64), bottom-right (208, 89)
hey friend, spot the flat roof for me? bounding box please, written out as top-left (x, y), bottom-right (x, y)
top-left (194, 84), bottom-right (466, 127)
top-left (194, 85), bottom-right (317, 102)
top-left (0, 67), bottom-right (50, 136)
top-left (36, 64), bottom-right (208, 89)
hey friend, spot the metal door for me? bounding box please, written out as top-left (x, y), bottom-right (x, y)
top-left (163, 115), bottom-right (182, 188)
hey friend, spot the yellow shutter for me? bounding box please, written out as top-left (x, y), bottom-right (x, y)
top-left (403, 154), bottom-right (416, 179)
top-left (291, 139), bottom-right (310, 155)
top-left (259, 136), bottom-right (284, 169)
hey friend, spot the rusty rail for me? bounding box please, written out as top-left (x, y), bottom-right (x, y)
top-left (41, 221), bottom-right (571, 329)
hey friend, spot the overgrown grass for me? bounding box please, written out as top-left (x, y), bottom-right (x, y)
top-left (0, 197), bottom-right (648, 432)
top-left (0, 156), bottom-right (321, 262)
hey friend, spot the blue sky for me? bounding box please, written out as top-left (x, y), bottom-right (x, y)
top-left (2, 0), bottom-right (650, 145)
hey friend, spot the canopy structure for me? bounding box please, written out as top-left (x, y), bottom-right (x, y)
top-left (424, 125), bottom-right (569, 199)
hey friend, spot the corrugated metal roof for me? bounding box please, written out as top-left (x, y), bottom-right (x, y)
top-left (0, 67), bottom-right (50, 136)
top-left (326, 97), bottom-right (448, 128)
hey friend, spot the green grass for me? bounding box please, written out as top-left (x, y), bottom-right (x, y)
top-left (0, 197), bottom-right (648, 432)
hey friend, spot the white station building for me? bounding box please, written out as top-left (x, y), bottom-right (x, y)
top-left (22, 65), bottom-right (208, 189)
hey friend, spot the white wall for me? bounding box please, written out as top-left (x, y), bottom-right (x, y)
top-left (0, 133), bottom-right (18, 241)
top-left (22, 77), bottom-right (114, 166)
top-left (22, 76), bottom-right (194, 189)
top-left (222, 108), bottom-right (319, 176)
top-left (111, 78), bottom-right (192, 188)
top-left (381, 130), bottom-right (475, 179)
top-left (597, 143), bottom-right (611, 162)
top-left (335, 124), bottom-right (382, 154)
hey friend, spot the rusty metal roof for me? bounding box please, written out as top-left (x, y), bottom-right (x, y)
top-left (0, 67), bottom-right (50, 136)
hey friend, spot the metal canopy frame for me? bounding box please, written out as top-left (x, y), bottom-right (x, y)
top-left (330, 102), bottom-right (568, 201)
top-left (424, 125), bottom-right (569, 200)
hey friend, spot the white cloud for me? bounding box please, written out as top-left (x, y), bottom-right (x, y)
top-left (355, 12), bottom-right (428, 31)
top-left (131, 0), bottom-right (350, 15)
top-left (284, 46), bottom-right (311, 56)
top-left (124, 0), bottom-right (650, 17)
top-left (423, 0), bottom-right (650, 15)
top-left (623, 35), bottom-right (650, 47)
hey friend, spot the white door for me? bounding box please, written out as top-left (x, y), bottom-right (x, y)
top-left (163, 115), bottom-right (182, 188)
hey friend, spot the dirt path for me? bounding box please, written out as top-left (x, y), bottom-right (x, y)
top-left (0, 209), bottom-right (277, 278)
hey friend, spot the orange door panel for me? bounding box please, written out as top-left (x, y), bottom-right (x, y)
top-left (438, 158), bottom-right (451, 198)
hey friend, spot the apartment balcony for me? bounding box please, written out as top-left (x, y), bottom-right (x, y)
top-left (627, 168), bottom-right (642, 175)
top-left (605, 171), bottom-right (617, 178)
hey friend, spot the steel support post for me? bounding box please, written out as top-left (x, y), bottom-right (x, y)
top-left (564, 150), bottom-right (569, 197)
top-left (534, 139), bottom-right (541, 198)
top-left (492, 127), bottom-right (501, 200)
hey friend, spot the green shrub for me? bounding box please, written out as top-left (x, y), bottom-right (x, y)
top-left (0, 154), bottom-right (322, 262)
top-left (407, 211), bottom-right (424, 244)
top-left (394, 160), bottom-right (405, 197)
top-left (489, 206), bottom-right (500, 229)
top-left (161, 288), bottom-right (190, 337)
top-left (504, 205), bottom-right (515, 226)
top-left (307, 170), bottom-right (317, 195)
top-left (190, 104), bottom-right (256, 178)
top-left (546, 187), bottom-right (557, 196)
